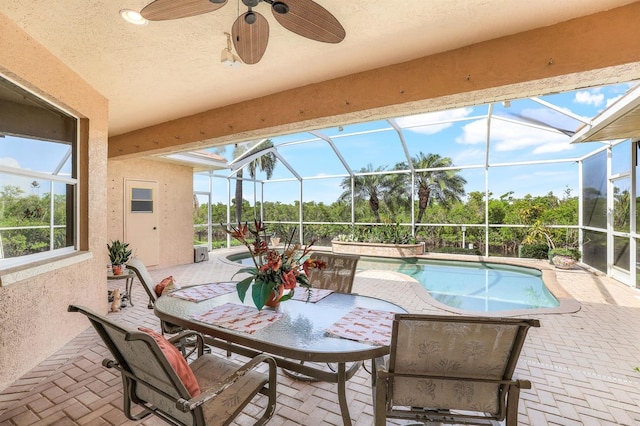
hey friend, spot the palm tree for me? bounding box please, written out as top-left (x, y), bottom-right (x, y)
top-left (411, 152), bottom-right (467, 224)
top-left (222, 139), bottom-right (277, 224)
top-left (378, 162), bottom-right (412, 222)
top-left (339, 164), bottom-right (387, 222)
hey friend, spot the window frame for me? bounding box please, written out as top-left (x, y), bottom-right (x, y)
top-left (0, 74), bottom-right (80, 270)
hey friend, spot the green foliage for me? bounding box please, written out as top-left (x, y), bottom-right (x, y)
top-left (107, 240), bottom-right (132, 265)
top-left (520, 243), bottom-right (550, 260)
top-left (433, 246), bottom-right (482, 255)
top-left (0, 185), bottom-right (70, 258)
top-left (549, 247), bottom-right (581, 261)
top-left (340, 223), bottom-right (417, 244)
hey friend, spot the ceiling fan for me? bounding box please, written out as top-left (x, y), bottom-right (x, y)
top-left (140, 0), bottom-right (346, 64)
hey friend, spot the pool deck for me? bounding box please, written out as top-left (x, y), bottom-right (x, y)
top-left (2, 248), bottom-right (640, 425)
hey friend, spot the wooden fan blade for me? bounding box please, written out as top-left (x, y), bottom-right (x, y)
top-left (141, 0), bottom-right (227, 21)
top-left (232, 11), bottom-right (269, 65)
top-left (271, 0), bottom-right (345, 43)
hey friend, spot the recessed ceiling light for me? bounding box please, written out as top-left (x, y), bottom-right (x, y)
top-left (119, 9), bottom-right (148, 26)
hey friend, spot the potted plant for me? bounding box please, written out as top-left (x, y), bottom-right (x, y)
top-left (107, 240), bottom-right (132, 275)
top-left (523, 220), bottom-right (580, 269)
top-left (223, 221), bottom-right (326, 310)
top-left (549, 247), bottom-right (581, 269)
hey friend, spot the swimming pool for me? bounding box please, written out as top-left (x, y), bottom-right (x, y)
top-left (357, 257), bottom-right (559, 312)
top-left (228, 253), bottom-right (559, 313)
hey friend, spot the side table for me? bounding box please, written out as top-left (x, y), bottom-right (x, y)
top-left (107, 269), bottom-right (136, 306)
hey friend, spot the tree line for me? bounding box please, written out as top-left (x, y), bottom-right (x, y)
top-left (0, 184), bottom-right (68, 258)
top-left (195, 177), bottom-right (578, 255)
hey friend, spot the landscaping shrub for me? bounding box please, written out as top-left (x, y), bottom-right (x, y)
top-left (519, 243), bottom-right (549, 259)
top-left (434, 246), bottom-right (482, 255)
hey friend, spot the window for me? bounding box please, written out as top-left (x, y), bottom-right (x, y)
top-left (131, 188), bottom-right (153, 212)
top-left (0, 75), bottom-right (78, 265)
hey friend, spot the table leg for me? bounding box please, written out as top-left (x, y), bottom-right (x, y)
top-left (337, 362), bottom-right (352, 426)
top-left (126, 277), bottom-right (134, 306)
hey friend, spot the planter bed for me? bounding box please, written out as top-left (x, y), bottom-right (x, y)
top-left (331, 240), bottom-right (425, 257)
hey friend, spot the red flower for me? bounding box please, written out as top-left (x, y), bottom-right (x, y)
top-left (262, 250), bottom-right (282, 272)
top-left (252, 240), bottom-right (268, 255)
top-left (227, 222), bottom-right (249, 242)
top-left (282, 270), bottom-right (297, 289)
top-left (302, 258), bottom-right (327, 276)
top-left (253, 220), bottom-right (266, 233)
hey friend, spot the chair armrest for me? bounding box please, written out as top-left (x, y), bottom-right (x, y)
top-left (374, 356), bottom-right (390, 378)
top-left (176, 353), bottom-right (277, 412)
top-left (166, 329), bottom-right (202, 345)
top-left (167, 330), bottom-right (205, 358)
top-left (515, 379), bottom-right (532, 390)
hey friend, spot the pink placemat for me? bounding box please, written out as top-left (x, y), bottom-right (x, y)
top-left (291, 288), bottom-right (333, 303)
top-left (190, 302), bottom-right (283, 334)
top-left (168, 282), bottom-right (236, 302)
top-left (324, 307), bottom-right (395, 346)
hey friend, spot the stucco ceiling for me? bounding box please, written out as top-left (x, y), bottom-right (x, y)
top-left (0, 0), bottom-right (637, 137)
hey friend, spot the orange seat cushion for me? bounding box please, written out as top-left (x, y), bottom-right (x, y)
top-left (138, 327), bottom-right (201, 397)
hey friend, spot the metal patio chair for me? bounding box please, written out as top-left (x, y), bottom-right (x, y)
top-left (126, 257), bottom-right (184, 334)
top-left (126, 257), bottom-right (211, 357)
top-left (306, 251), bottom-right (360, 294)
top-left (69, 305), bottom-right (277, 425)
top-left (284, 251), bottom-right (361, 381)
top-left (373, 313), bottom-right (540, 426)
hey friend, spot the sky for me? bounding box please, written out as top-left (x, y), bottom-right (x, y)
top-left (196, 81), bottom-right (636, 206)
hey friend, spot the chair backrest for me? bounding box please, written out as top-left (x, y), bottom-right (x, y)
top-left (387, 314), bottom-right (539, 418)
top-left (126, 257), bottom-right (184, 336)
top-left (127, 257), bottom-right (158, 303)
top-left (68, 305), bottom-right (199, 423)
top-left (306, 252), bottom-right (360, 293)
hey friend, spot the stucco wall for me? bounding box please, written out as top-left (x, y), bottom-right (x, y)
top-left (0, 13), bottom-right (108, 391)
top-left (107, 158), bottom-right (194, 268)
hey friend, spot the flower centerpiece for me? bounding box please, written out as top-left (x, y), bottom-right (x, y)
top-left (225, 221), bottom-right (326, 310)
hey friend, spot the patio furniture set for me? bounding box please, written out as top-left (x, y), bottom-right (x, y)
top-left (84, 252), bottom-right (538, 425)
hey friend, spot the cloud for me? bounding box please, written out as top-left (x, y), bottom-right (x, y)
top-left (575, 90), bottom-right (604, 106)
top-left (455, 119), bottom-right (489, 145)
top-left (452, 148), bottom-right (484, 165)
top-left (605, 94), bottom-right (624, 108)
top-left (396, 107), bottom-right (473, 135)
top-left (0, 157), bottom-right (21, 168)
top-left (532, 142), bottom-right (575, 154)
top-left (456, 117), bottom-right (571, 153)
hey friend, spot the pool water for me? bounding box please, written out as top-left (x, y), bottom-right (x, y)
top-left (358, 257), bottom-right (559, 312)
top-left (229, 253), bottom-right (559, 312)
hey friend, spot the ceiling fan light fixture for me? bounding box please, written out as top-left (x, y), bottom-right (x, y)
top-left (119, 9), bottom-right (148, 26)
top-left (244, 11), bottom-right (257, 24)
top-left (272, 2), bottom-right (289, 14)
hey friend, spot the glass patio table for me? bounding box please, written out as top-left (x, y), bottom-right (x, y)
top-left (154, 282), bottom-right (407, 426)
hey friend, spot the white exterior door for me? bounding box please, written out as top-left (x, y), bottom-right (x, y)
top-left (125, 179), bottom-right (159, 266)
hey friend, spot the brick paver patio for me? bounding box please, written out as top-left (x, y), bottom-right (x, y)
top-left (1, 248), bottom-right (640, 425)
